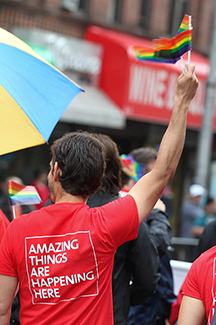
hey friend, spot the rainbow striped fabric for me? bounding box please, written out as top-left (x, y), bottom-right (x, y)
top-left (133, 14), bottom-right (192, 64)
top-left (177, 14), bottom-right (191, 34)
top-left (8, 181), bottom-right (42, 206)
top-left (121, 154), bottom-right (146, 182)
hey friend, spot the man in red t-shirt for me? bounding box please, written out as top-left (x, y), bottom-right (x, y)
top-left (178, 246), bottom-right (216, 325)
top-left (0, 65), bottom-right (198, 325)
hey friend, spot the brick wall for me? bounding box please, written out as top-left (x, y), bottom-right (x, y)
top-left (0, 0), bottom-right (214, 55)
top-left (121, 0), bottom-right (141, 28)
top-left (150, 0), bottom-right (170, 35)
top-left (193, 0), bottom-right (214, 55)
top-left (88, 0), bottom-right (110, 22)
top-left (0, 2), bottom-right (84, 37)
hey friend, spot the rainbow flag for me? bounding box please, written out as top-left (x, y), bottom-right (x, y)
top-left (177, 14), bottom-right (190, 34)
top-left (153, 29), bottom-right (192, 62)
top-left (121, 154), bottom-right (146, 182)
top-left (133, 14), bottom-right (192, 64)
top-left (8, 181), bottom-right (42, 206)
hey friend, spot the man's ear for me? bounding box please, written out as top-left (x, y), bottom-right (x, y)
top-left (53, 162), bottom-right (62, 181)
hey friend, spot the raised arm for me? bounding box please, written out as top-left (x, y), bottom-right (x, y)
top-left (129, 65), bottom-right (198, 223)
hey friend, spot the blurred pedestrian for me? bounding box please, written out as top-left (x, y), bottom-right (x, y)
top-left (191, 196), bottom-right (216, 238)
top-left (179, 184), bottom-right (205, 238)
top-left (87, 134), bottom-right (160, 325)
top-left (178, 245), bottom-right (215, 325)
top-left (127, 147), bottom-right (175, 325)
top-left (195, 214), bottom-right (216, 259)
top-left (176, 198), bottom-right (216, 325)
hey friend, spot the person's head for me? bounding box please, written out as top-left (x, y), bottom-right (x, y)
top-left (92, 133), bottom-right (122, 196)
top-left (49, 131), bottom-right (106, 202)
top-left (129, 147), bottom-right (158, 174)
top-left (204, 196), bottom-right (216, 214)
top-left (189, 184), bottom-right (205, 205)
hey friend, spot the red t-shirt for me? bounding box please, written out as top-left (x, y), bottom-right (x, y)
top-left (183, 246), bottom-right (216, 324)
top-left (0, 195), bottom-right (138, 325)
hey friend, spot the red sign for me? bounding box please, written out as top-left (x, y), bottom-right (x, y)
top-left (85, 26), bottom-right (215, 130)
top-left (126, 61), bottom-right (207, 128)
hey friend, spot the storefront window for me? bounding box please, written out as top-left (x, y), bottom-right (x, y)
top-left (168, 0), bottom-right (190, 36)
top-left (113, 0), bottom-right (124, 23)
top-left (139, 0), bottom-right (151, 30)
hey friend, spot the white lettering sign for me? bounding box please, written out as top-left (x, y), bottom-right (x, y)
top-left (25, 232), bottom-right (99, 305)
top-left (128, 63), bottom-right (205, 118)
top-left (129, 64), bottom-right (168, 108)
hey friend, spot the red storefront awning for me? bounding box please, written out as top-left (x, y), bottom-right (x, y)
top-left (84, 25), bottom-right (213, 131)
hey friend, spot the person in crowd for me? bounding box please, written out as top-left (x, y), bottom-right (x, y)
top-left (170, 199), bottom-right (216, 325)
top-left (120, 150), bottom-right (172, 258)
top-left (31, 167), bottom-right (49, 209)
top-left (177, 243), bottom-right (216, 325)
top-left (195, 217), bottom-right (216, 258)
top-left (0, 65), bottom-right (198, 325)
top-left (179, 184), bottom-right (205, 238)
top-left (87, 134), bottom-right (161, 325)
top-left (176, 197), bottom-right (216, 325)
top-left (191, 196), bottom-right (216, 238)
top-left (126, 147), bottom-right (175, 325)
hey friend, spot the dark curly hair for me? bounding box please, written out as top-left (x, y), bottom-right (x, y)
top-left (50, 131), bottom-right (106, 198)
top-left (92, 134), bottom-right (122, 196)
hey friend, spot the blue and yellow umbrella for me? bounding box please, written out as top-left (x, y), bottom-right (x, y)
top-left (0, 28), bottom-right (83, 156)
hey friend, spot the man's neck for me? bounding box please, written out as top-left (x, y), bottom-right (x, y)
top-left (55, 191), bottom-right (87, 204)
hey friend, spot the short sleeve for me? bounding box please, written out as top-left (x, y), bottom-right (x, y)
top-left (0, 222), bottom-right (17, 277)
top-left (98, 195), bottom-right (139, 249)
top-left (183, 259), bottom-right (202, 300)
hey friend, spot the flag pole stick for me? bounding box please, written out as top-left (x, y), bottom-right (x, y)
top-left (178, 60), bottom-right (186, 75)
top-left (12, 205), bottom-right (16, 219)
top-left (188, 15), bottom-right (192, 69)
top-left (180, 56), bottom-right (187, 72)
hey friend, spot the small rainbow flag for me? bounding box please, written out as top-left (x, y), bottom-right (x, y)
top-left (121, 154), bottom-right (146, 182)
top-left (177, 14), bottom-right (190, 34)
top-left (8, 181), bottom-right (42, 206)
top-left (153, 29), bottom-right (192, 62)
top-left (133, 14), bottom-right (192, 64)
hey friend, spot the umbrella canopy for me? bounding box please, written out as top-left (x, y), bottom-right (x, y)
top-left (0, 28), bottom-right (83, 156)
